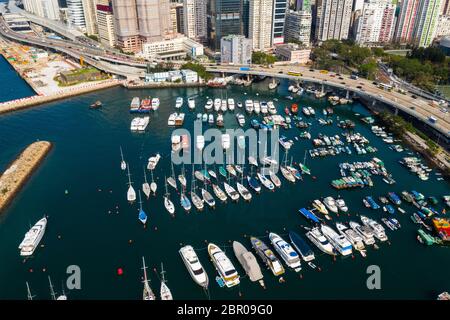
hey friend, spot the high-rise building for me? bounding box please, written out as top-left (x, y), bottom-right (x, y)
top-left (354, 0), bottom-right (389, 45)
top-left (413, 0), bottom-right (442, 47)
top-left (67, 0), bottom-right (86, 31)
top-left (207, 0), bottom-right (243, 50)
top-left (441, 0), bottom-right (450, 15)
top-left (170, 4), bottom-right (179, 34)
top-left (111, 0), bottom-right (140, 52)
top-left (136, 0), bottom-right (172, 43)
top-left (249, 0), bottom-right (274, 50)
top-left (96, 0), bottom-right (115, 47)
top-left (220, 34), bottom-right (252, 64)
top-left (82, 0), bottom-right (98, 35)
top-left (242, 0), bottom-right (250, 37)
top-left (272, 0), bottom-right (288, 45)
top-left (183, 0), bottom-right (207, 42)
top-left (395, 0), bottom-right (420, 43)
top-left (296, 0), bottom-right (311, 10)
top-left (315, 0), bottom-right (353, 41)
top-left (23, 0), bottom-right (60, 21)
top-left (284, 9), bottom-right (312, 45)
top-left (436, 15), bottom-right (450, 37)
top-left (378, 2), bottom-right (396, 43)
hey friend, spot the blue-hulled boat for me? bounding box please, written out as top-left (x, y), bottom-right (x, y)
top-left (247, 176), bottom-right (261, 193)
top-left (251, 119), bottom-right (260, 129)
top-left (180, 193), bottom-right (192, 212)
top-left (385, 204), bottom-right (395, 214)
top-left (289, 231), bottom-right (315, 262)
top-left (138, 191), bottom-right (147, 225)
top-left (417, 211), bottom-right (427, 219)
top-left (411, 190), bottom-right (425, 201)
top-left (388, 192), bottom-right (401, 205)
top-left (218, 166), bottom-right (227, 178)
top-left (298, 208), bottom-right (320, 223)
top-left (365, 196), bottom-right (380, 210)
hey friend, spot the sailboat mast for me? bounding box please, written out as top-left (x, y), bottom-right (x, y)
top-left (191, 165), bottom-right (195, 192)
top-left (138, 191), bottom-right (143, 210)
top-left (120, 146), bottom-right (124, 161)
top-left (142, 256), bottom-right (148, 282)
top-left (26, 282), bottom-right (33, 300)
top-left (127, 164), bottom-right (132, 185)
top-left (160, 263), bottom-right (166, 283)
top-left (143, 167), bottom-right (148, 183)
top-left (48, 276), bottom-right (57, 301)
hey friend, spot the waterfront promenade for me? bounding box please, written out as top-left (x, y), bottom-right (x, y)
top-left (0, 141), bottom-right (51, 213)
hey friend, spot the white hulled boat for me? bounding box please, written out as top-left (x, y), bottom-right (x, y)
top-left (306, 227), bottom-right (336, 255)
top-left (159, 263), bottom-right (173, 300)
top-left (18, 217), bottom-right (47, 256)
top-left (269, 232), bottom-right (301, 272)
top-left (179, 245), bottom-right (209, 288)
top-left (320, 224), bottom-right (353, 256)
top-left (208, 243), bottom-right (240, 288)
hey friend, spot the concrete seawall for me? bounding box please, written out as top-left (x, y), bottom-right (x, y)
top-left (0, 79), bottom-right (121, 116)
top-left (123, 82), bottom-right (206, 89)
top-left (0, 141), bottom-right (52, 213)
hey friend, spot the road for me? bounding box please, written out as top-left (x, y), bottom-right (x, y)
top-left (207, 65), bottom-right (450, 138)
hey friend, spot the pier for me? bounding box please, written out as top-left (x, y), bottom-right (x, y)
top-left (0, 141), bottom-right (52, 213)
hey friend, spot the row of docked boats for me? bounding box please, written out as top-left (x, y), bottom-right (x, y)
top-left (130, 97), bottom-right (160, 113)
top-left (399, 157), bottom-right (431, 181)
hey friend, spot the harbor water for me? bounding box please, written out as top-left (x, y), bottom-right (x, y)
top-left (0, 66), bottom-right (449, 299)
top-left (0, 55), bottom-right (35, 103)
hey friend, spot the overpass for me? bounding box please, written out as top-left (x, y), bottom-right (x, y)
top-left (207, 65), bottom-right (450, 138)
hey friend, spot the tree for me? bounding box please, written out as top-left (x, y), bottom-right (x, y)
top-left (251, 52), bottom-right (277, 65)
top-left (180, 62), bottom-right (212, 80)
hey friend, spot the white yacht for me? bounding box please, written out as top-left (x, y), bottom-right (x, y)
top-left (205, 99), bottom-right (213, 111)
top-left (196, 135), bottom-right (205, 151)
top-left (254, 101), bottom-right (261, 114)
top-left (361, 216), bottom-right (388, 242)
top-left (306, 227), bottom-right (336, 255)
top-left (151, 98), bottom-right (160, 110)
top-left (224, 182), bottom-right (239, 201)
top-left (267, 101), bottom-right (277, 114)
top-left (175, 97), bottom-right (183, 108)
top-left (228, 98), bottom-right (235, 111)
top-left (179, 245), bottom-right (209, 288)
top-left (335, 222), bottom-right (366, 253)
top-left (236, 113), bottom-right (245, 127)
top-left (214, 98), bottom-right (221, 112)
top-left (349, 221), bottom-right (376, 245)
top-left (260, 102), bottom-right (268, 114)
top-left (208, 243), bottom-right (240, 288)
top-left (336, 198), bottom-right (348, 212)
top-left (171, 135), bottom-right (181, 152)
top-left (131, 116), bottom-right (149, 131)
top-left (188, 97), bottom-right (195, 110)
top-left (168, 112), bottom-right (177, 126)
top-left (323, 196), bottom-right (338, 213)
top-left (269, 232), bottom-right (301, 272)
top-left (19, 217), bottom-right (47, 256)
top-left (245, 100), bottom-right (254, 113)
top-left (320, 224), bottom-right (353, 256)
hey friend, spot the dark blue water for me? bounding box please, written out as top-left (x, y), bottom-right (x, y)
top-left (0, 68), bottom-right (449, 300)
top-left (0, 56), bottom-right (35, 103)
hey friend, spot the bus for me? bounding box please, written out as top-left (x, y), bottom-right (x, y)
top-left (377, 83), bottom-right (393, 91)
top-left (287, 71), bottom-right (302, 77)
top-left (319, 70), bottom-right (329, 74)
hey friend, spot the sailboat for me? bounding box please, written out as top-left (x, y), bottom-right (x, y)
top-left (247, 165), bottom-right (261, 193)
top-left (299, 150), bottom-right (311, 175)
top-left (138, 191), bottom-right (148, 225)
top-left (237, 167), bottom-right (252, 201)
top-left (48, 276), bottom-right (67, 300)
top-left (212, 182), bottom-right (227, 202)
top-left (287, 157), bottom-right (302, 180)
top-left (167, 162), bottom-right (177, 190)
top-left (190, 166), bottom-right (204, 211)
top-left (120, 146), bottom-right (126, 171)
top-left (180, 191), bottom-right (192, 212)
top-left (150, 169), bottom-right (157, 195)
top-left (178, 165), bottom-right (187, 189)
top-left (280, 150), bottom-right (296, 183)
top-left (269, 170), bottom-right (282, 188)
top-left (160, 263), bottom-right (173, 300)
top-left (142, 168), bottom-right (151, 199)
top-left (224, 172), bottom-right (240, 201)
top-left (127, 164), bottom-right (136, 202)
top-left (201, 180), bottom-right (215, 208)
top-left (164, 177), bottom-right (175, 217)
top-left (218, 166), bottom-right (227, 179)
top-left (142, 256), bottom-right (156, 300)
top-left (26, 282), bottom-right (34, 300)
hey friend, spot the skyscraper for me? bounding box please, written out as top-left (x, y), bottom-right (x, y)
top-left (354, 0), bottom-right (389, 45)
top-left (284, 9), bottom-right (312, 45)
top-left (249, 0), bottom-right (274, 50)
top-left (413, 0), bottom-right (442, 47)
top-left (378, 2), bottom-right (396, 43)
top-left (315, 0), bottom-right (353, 41)
top-left (183, 0), bottom-right (207, 42)
top-left (23, 0), bottom-right (60, 21)
top-left (220, 34), bottom-right (252, 64)
top-left (96, 0), bottom-right (115, 47)
top-left (67, 0), bottom-right (86, 31)
top-left (136, 0), bottom-right (172, 43)
top-left (111, 0), bottom-right (140, 52)
top-left (272, 0), bottom-right (288, 45)
top-left (207, 0), bottom-right (243, 50)
top-left (395, 0), bottom-right (420, 44)
top-left (82, 0), bottom-right (98, 35)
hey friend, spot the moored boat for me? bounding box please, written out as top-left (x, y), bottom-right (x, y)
top-left (250, 237), bottom-right (285, 276)
top-left (179, 245), bottom-right (209, 288)
top-left (208, 243), bottom-right (240, 288)
top-left (269, 232), bottom-right (301, 271)
top-left (232, 241), bottom-right (264, 287)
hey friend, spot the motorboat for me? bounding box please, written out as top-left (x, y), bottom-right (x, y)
top-left (201, 188), bottom-right (216, 208)
top-left (269, 171), bottom-right (281, 188)
top-left (205, 99), bottom-right (213, 111)
top-left (320, 224), bottom-right (353, 256)
top-left (171, 135), bottom-right (181, 152)
top-left (237, 182), bottom-right (252, 201)
top-left (312, 200), bottom-right (330, 219)
top-left (280, 166), bottom-right (296, 183)
top-left (360, 216), bottom-right (388, 242)
top-left (18, 217), bottom-right (47, 257)
top-left (151, 98), bottom-right (160, 110)
top-left (323, 196), bottom-right (338, 213)
top-left (247, 175), bottom-right (261, 193)
top-left (147, 153), bottom-right (161, 170)
top-left (179, 245), bottom-right (209, 288)
top-left (221, 134), bottom-right (231, 150)
top-left (168, 112), bottom-right (177, 126)
top-left (188, 97), bottom-right (195, 110)
top-left (335, 222), bottom-right (366, 254)
top-left (335, 198), bottom-right (348, 212)
top-left (196, 135), bottom-right (205, 151)
top-left (232, 241), bottom-right (264, 287)
top-left (245, 100), bottom-right (254, 114)
top-left (236, 113), bottom-right (245, 127)
top-left (214, 98), bottom-right (221, 112)
top-left (208, 243), bottom-right (240, 288)
top-left (306, 227), bottom-right (336, 255)
top-left (269, 232), bottom-right (301, 271)
top-left (220, 99), bottom-right (227, 112)
top-left (257, 173), bottom-right (274, 190)
top-left (228, 98), bottom-right (235, 111)
top-left (250, 237), bottom-right (285, 276)
top-left (175, 97), bottom-right (183, 108)
top-left (289, 231), bottom-right (315, 262)
top-left (349, 221), bottom-right (376, 245)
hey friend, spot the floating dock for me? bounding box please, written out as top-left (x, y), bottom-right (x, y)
top-left (0, 141), bottom-right (52, 213)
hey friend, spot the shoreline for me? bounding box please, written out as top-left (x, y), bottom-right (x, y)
top-left (122, 82), bottom-right (206, 89)
top-left (0, 54), bottom-right (37, 97)
top-left (0, 141), bottom-right (52, 213)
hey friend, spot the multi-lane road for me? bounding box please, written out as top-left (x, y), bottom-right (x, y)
top-left (207, 65), bottom-right (450, 138)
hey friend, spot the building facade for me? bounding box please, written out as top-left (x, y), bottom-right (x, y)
top-left (183, 0), bottom-right (207, 42)
top-left (249, 0), bottom-right (274, 50)
top-left (395, 0), bottom-right (420, 43)
top-left (272, 0), bottom-right (288, 45)
top-left (315, 0), bottom-right (353, 41)
top-left (436, 15), bottom-right (450, 37)
top-left (413, 0), bottom-right (442, 47)
top-left (220, 34), bottom-right (252, 64)
top-left (82, 0), bottom-right (98, 35)
top-left (96, 0), bottom-right (115, 47)
top-left (136, 0), bottom-right (172, 43)
top-left (275, 43), bottom-right (311, 63)
top-left (284, 10), bottom-right (312, 45)
top-left (141, 35), bottom-right (204, 60)
top-left (207, 0), bottom-right (243, 50)
top-left (111, 0), bottom-right (141, 52)
top-left (354, 0), bottom-right (389, 45)
top-left (23, 0), bottom-right (60, 21)
top-left (67, 0), bottom-right (86, 31)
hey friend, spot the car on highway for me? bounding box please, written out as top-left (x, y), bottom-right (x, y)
top-left (357, 85), bottom-right (363, 89)
top-left (309, 69), bottom-right (314, 72)
top-left (330, 74), bottom-right (335, 77)
top-left (411, 95), bottom-right (417, 99)
top-left (338, 77), bottom-right (344, 80)
top-left (278, 71), bottom-right (283, 74)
